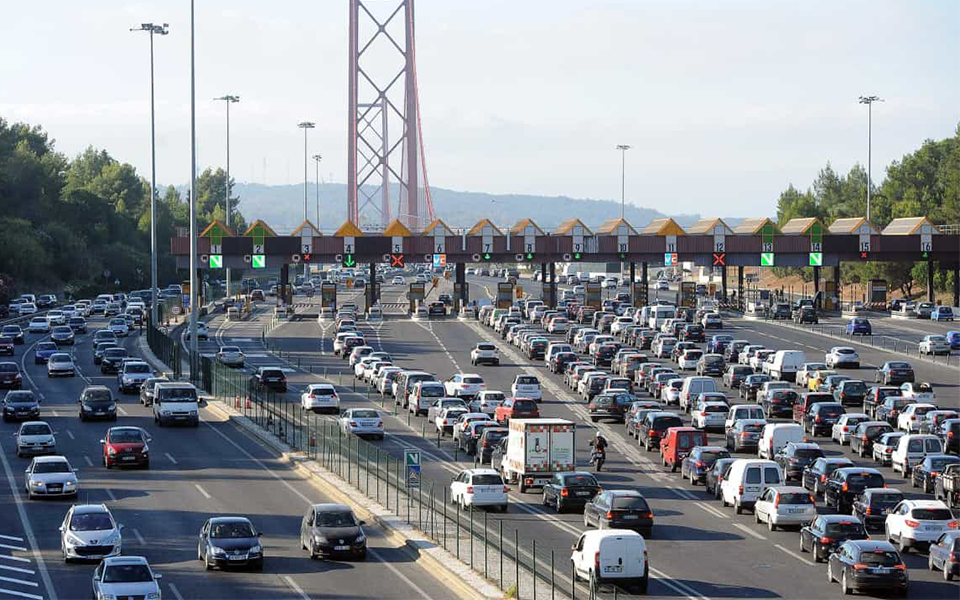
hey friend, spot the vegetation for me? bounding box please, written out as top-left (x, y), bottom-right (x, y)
top-left (0, 115), bottom-right (245, 302)
top-left (773, 125), bottom-right (959, 296)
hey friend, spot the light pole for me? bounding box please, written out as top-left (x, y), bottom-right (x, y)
top-left (188, 0), bottom-right (199, 375)
top-left (858, 95), bottom-right (883, 222)
top-left (214, 94), bottom-right (239, 297)
top-left (297, 122), bottom-right (315, 278)
top-left (130, 22), bottom-right (168, 326)
top-left (312, 154), bottom-right (322, 227)
top-left (616, 144), bottom-right (631, 219)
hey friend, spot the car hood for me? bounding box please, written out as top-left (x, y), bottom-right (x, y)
top-left (100, 582), bottom-right (159, 596)
top-left (70, 528), bottom-right (120, 545)
top-left (19, 434), bottom-right (53, 445)
top-left (107, 442), bottom-right (144, 452)
top-left (30, 472), bottom-right (77, 485)
top-left (209, 537), bottom-right (259, 551)
top-left (314, 525), bottom-right (362, 541)
top-left (122, 373), bottom-right (150, 380)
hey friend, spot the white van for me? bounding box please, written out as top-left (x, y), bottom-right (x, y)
top-left (891, 434), bottom-right (944, 475)
top-left (649, 305), bottom-right (676, 330)
top-left (767, 350), bottom-right (806, 382)
top-left (758, 423), bottom-right (804, 459)
top-left (153, 382), bottom-right (200, 427)
top-left (720, 459), bottom-right (783, 514)
top-left (679, 377), bottom-right (718, 412)
top-left (570, 530), bottom-right (648, 593)
top-left (725, 405), bottom-right (766, 432)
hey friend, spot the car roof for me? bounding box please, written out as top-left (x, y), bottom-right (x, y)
top-left (209, 516), bottom-right (253, 524)
top-left (904, 499), bottom-right (950, 508)
top-left (32, 455), bottom-right (68, 463)
top-left (103, 556), bottom-right (149, 566)
top-left (842, 540), bottom-right (897, 553)
top-left (312, 503), bottom-right (354, 512)
top-left (72, 503), bottom-right (110, 515)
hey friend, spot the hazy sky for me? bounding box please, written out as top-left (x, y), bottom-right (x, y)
top-left (1, 1), bottom-right (957, 218)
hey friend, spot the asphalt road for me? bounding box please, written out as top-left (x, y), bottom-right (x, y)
top-left (0, 312), bottom-right (449, 600)
top-left (239, 271), bottom-right (959, 599)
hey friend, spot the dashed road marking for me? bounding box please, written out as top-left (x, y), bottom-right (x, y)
top-left (0, 543), bottom-right (27, 552)
top-left (194, 484), bottom-right (212, 499)
top-left (83, 456), bottom-right (93, 467)
top-left (168, 583), bottom-right (185, 600)
top-left (104, 488), bottom-right (117, 502)
top-left (775, 543), bottom-right (816, 567)
top-left (0, 535), bottom-right (23, 543)
top-left (65, 430), bottom-right (74, 440)
top-left (165, 453), bottom-right (178, 465)
top-left (283, 576), bottom-right (311, 600)
top-left (0, 564), bottom-right (34, 575)
top-left (132, 528), bottom-right (146, 545)
top-left (732, 522), bottom-right (767, 541)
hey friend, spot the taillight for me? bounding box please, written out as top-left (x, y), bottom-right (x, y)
top-left (842, 482), bottom-right (849, 492)
top-left (503, 486), bottom-right (510, 493)
top-left (862, 436), bottom-right (868, 441)
top-left (605, 511), bottom-right (614, 519)
top-left (815, 416), bottom-right (822, 423)
top-left (820, 474), bottom-right (827, 483)
top-left (852, 563), bottom-right (869, 570)
top-left (865, 507), bottom-right (872, 515)
top-left (560, 488), bottom-right (569, 497)
top-left (949, 521), bottom-right (960, 530)
top-left (740, 432), bottom-right (749, 439)
top-left (820, 536), bottom-right (833, 544)
top-left (904, 519), bottom-right (919, 528)
top-left (774, 495), bottom-right (780, 508)
top-left (738, 485), bottom-right (744, 494)
top-left (466, 486), bottom-right (474, 494)
top-left (843, 426), bottom-right (849, 432)
top-left (595, 551), bottom-right (601, 570)
top-left (349, 421), bottom-right (358, 427)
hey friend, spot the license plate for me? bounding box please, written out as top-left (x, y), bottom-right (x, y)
top-left (872, 568), bottom-right (890, 574)
top-left (924, 525), bottom-right (942, 531)
top-left (788, 508), bottom-right (804, 514)
top-left (622, 515), bottom-right (638, 520)
top-left (334, 545), bottom-right (350, 551)
top-left (603, 565), bottom-right (622, 573)
top-left (122, 456), bottom-right (136, 461)
top-left (228, 554), bottom-right (248, 561)
top-left (576, 491), bottom-right (591, 496)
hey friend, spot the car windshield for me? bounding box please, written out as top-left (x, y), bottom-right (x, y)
top-left (420, 386), bottom-right (443, 397)
top-left (159, 388), bottom-right (197, 400)
top-left (0, 364), bottom-right (19, 373)
top-left (824, 521), bottom-right (865, 536)
top-left (5, 393), bottom-right (33, 404)
top-left (71, 513), bottom-right (114, 531)
top-left (316, 511), bottom-right (357, 527)
top-left (351, 410), bottom-right (378, 419)
top-left (794, 448), bottom-right (823, 459)
top-left (103, 564), bottom-right (153, 583)
top-left (84, 388), bottom-right (113, 402)
top-left (110, 429), bottom-right (143, 443)
top-left (20, 424), bottom-right (51, 435)
top-left (612, 496), bottom-right (649, 510)
top-left (33, 461), bottom-right (70, 473)
top-left (211, 522), bottom-right (255, 538)
top-left (857, 550), bottom-right (901, 567)
top-left (125, 364), bottom-right (150, 374)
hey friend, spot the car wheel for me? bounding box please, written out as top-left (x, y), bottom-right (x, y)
top-left (899, 536), bottom-right (909, 554)
top-left (583, 512), bottom-right (590, 528)
top-left (735, 500), bottom-right (742, 515)
top-left (841, 573), bottom-right (851, 595)
top-left (204, 551), bottom-right (213, 570)
top-left (768, 518), bottom-right (775, 531)
top-left (755, 511), bottom-right (762, 524)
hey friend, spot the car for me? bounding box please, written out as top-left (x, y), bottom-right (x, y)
top-left (25, 455), bottom-right (78, 499)
top-left (753, 485), bottom-right (817, 530)
top-left (849, 421), bottom-right (894, 458)
top-left (871, 431), bottom-right (906, 466)
top-left (874, 361), bottom-right (915, 386)
top-left (60, 504), bottom-right (123, 562)
top-left (899, 381), bottom-right (935, 402)
top-left (825, 347), bottom-right (860, 369)
top-left (78, 385), bottom-right (118, 421)
top-left (582, 489), bottom-right (653, 535)
top-left (32, 341), bottom-right (57, 364)
top-left (216, 345), bottom-right (245, 367)
top-left (845, 317), bottom-right (872, 336)
top-left (691, 401), bottom-right (730, 431)
top-left (947, 331), bottom-right (960, 350)
top-left (931, 306), bottom-right (955, 321)
top-left (803, 456), bottom-right (854, 496)
top-left (511, 375), bottom-right (542, 402)
top-left (3, 389), bottom-right (39, 421)
top-left (50, 325), bottom-right (75, 346)
top-left (427, 301), bottom-right (446, 317)
top-left (392, 276), bottom-right (405, 285)
top-left (99, 347), bottom-right (129, 374)
top-left (117, 360), bottom-right (152, 393)
top-left (919, 334), bottom-right (951, 356)
top-left (928, 531), bottom-right (960, 581)
top-left (824, 467), bottom-right (885, 513)
top-left (301, 503), bottom-right (367, 559)
top-left (587, 392), bottom-right (633, 424)
top-left (101, 426), bottom-right (151, 468)
top-left (198, 516), bottom-right (264, 571)
top-left (450, 468), bottom-right (508, 512)
top-left (15, 421), bottom-right (56, 457)
top-left (26, 316), bottom-right (50, 334)
top-left (702, 312), bottom-right (723, 329)
top-left (831, 413), bottom-right (870, 445)
top-left (911, 454), bottom-right (960, 494)
top-left (0, 334), bottom-right (15, 356)
top-left (470, 343), bottom-right (499, 366)
top-left (91, 556), bottom-right (163, 600)
top-left (252, 367), bottom-right (287, 392)
top-left (2, 325), bottom-right (25, 344)
top-left (184, 321), bottom-right (209, 340)
top-left (570, 529), bottom-right (649, 593)
top-left (897, 403), bottom-right (938, 432)
top-left (540, 471), bottom-right (601, 513)
top-left (825, 540), bottom-right (908, 596)
top-left (680, 445), bottom-right (731, 485)
top-left (852, 488), bottom-right (905, 532)
top-left (776, 442), bottom-right (824, 481)
top-left (301, 384), bottom-right (339, 413)
top-left (139, 376), bottom-right (168, 407)
top-left (339, 408), bottom-right (384, 439)
top-left (444, 373), bottom-right (486, 398)
top-left (806, 402), bottom-right (846, 437)
top-left (705, 457), bottom-right (737, 498)
top-left (494, 398), bottom-right (539, 425)
top-left (723, 365), bottom-right (753, 389)
top-left (886, 499), bottom-right (958, 553)
top-left (107, 317), bottom-right (129, 337)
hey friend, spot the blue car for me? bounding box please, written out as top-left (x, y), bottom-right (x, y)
top-left (845, 318), bottom-right (872, 336)
top-left (947, 331), bottom-right (960, 350)
top-left (33, 342), bottom-right (59, 365)
top-left (931, 306), bottom-right (955, 321)
top-left (707, 334), bottom-right (733, 354)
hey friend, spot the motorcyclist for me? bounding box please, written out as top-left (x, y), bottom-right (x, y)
top-left (589, 431), bottom-right (608, 471)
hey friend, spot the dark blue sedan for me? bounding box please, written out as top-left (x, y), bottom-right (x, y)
top-left (33, 342), bottom-right (59, 365)
top-left (707, 334), bottom-right (733, 354)
top-left (845, 318), bottom-right (872, 336)
top-left (947, 331), bottom-right (960, 350)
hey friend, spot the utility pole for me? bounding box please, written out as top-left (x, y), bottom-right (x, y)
top-left (616, 144), bottom-right (631, 219)
top-left (188, 0), bottom-right (199, 374)
top-left (313, 154), bottom-right (323, 227)
top-left (858, 95), bottom-right (882, 222)
top-left (214, 95), bottom-right (239, 296)
top-left (297, 122), bottom-right (315, 278)
top-left (130, 22), bottom-right (168, 326)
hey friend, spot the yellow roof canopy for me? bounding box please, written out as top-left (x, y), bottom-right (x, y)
top-left (553, 218), bottom-right (593, 236)
top-left (882, 217), bottom-right (941, 235)
top-left (466, 219), bottom-right (503, 236)
top-left (383, 219), bottom-right (412, 237)
top-left (639, 218), bottom-right (684, 236)
top-left (333, 221), bottom-right (365, 237)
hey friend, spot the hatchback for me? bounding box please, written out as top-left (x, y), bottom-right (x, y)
top-left (582, 490), bottom-right (653, 536)
top-left (754, 486), bottom-right (817, 530)
top-left (15, 421), bottom-right (56, 457)
top-left (800, 514), bottom-right (868, 563)
top-left (60, 504), bottom-right (122, 562)
top-left (825, 540), bottom-right (907, 596)
top-left (301, 503), bottom-right (367, 559)
top-left (450, 469), bottom-right (508, 512)
top-left (101, 426), bottom-right (151, 469)
top-left (91, 557), bottom-right (162, 600)
top-left (541, 472), bottom-right (601, 513)
top-left (198, 516), bottom-right (264, 570)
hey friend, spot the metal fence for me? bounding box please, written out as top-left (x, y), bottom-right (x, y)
top-left (146, 317), bottom-right (182, 380)
top-left (201, 359), bottom-right (637, 600)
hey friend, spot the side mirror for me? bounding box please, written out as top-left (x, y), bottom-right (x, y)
top-left (24, 469), bottom-right (30, 474)
top-left (257, 532), bottom-right (263, 537)
top-left (571, 545), bottom-right (578, 552)
top-left (359, 520), bottom-right (366, 526)
top-left (154, 574), bottom-right (162, 580)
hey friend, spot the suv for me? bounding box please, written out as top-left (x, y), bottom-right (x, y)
top-left (470, 343), bottom-right (499, 366)
top-left (252, 367), bottom-right (287, 392)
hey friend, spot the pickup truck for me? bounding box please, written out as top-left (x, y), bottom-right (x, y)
top-left (935, 463), bottom-right (960, 509)
top-left (793, 392), bottom-right (835, 425)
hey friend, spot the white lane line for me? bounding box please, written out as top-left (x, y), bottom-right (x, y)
top-left (670, 485), bottom-right (698, 500)
top-left (0, 563), bottom-right (35, 575)
top-left (194, 484), bottom-right (212, 499)
top-left (104, 488), bottom-right (117, 502)
top-left (65, 430), bottom-right (75, 440)
top-left (168, 582), bottom-right (185, 600)
top-left (697, 501), bottom-right (728, 520)
top-left (283, 575), bottom-right (311, 600)
top-left (50, 410), bottom-right (59, 417)
top-left (0, 535), bottom-right (23, 543)
top-left (0, 543), bottom-right (26, 552)
top-left (649, 566), bottom-right (709, 600)
top-left (83, 455), bottom-right (93, 467)
top-left (0, 587), bottom-right (43, 600)
top-left (0, 555), bottom-right (30, 564)
top-left (0, 575), bottom-right (38, 587)
top-left (117, 406), bottom-right (128, 416)
top-left (202, 421), bottom-right (431, 600)
top-left (165, 452), bottom-right (178, 465)
top-left (775, 543), bottom-right (816, 567)
top-left (132, 528), bottom-right (146, 545)
top-left (732, 522), bottom-right (767, 541)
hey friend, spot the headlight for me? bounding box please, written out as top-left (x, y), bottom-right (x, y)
top-left (32, 480), bottom-right (44, 488)
top-left (64, 481), bottom-right (75, 488)
top-left (146, 593), bottom-right (159, 600)
top-left (314, 535), bottom-right (327, 544)
top-left (355, 534), bottom-right (365, 543)
top-left (65, 533), bottom-right (84, 546)
top-left (142, 444), bottom-right (149, 454)
top-left (102, 594), bottom-right (118, 600)
top-left (209, 546), bottom-right (226, 556)
top-left (250, 544), bottom-right (262, 553)
top-left (161, 410), bottom-right (170, 416)
top-left (107, 404), bottom-right (116, 410)
top-left (189, 410), bottom-right (198, 416)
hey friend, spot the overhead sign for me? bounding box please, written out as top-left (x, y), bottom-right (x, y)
top-left (209, 255), bottom-right (223, 269)
top-left (664, 253), bottom-right (678, 266)
top-left (712, 253), bottom-right (725, 266)
top-left (808, 252), bottom-right (823, 267)
top-left (760, 252), bottom-right (775, 267)
top-left (252, 254), bottom-right (266, 269)
top-left (391, 254), bottom-right (405, 267)
top-left (404, 449), bottom-right (421, 489)
top-left (432, 253), bottom-right (446, 268)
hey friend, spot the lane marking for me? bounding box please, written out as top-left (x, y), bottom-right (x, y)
top-left (697, 501), bottom-right (728, 520)
top-left (774, 543), bottom-right (816, 567)
top-left (83, 456), bottom-right (93, 467)
top-left (132, 528), bottom-right (146, 545)
top-left (104, 488), bottom-right (117, 503)
top-left (283, 575), bottom-right (311, 600)
top-left (0, 564), bottom-right (35, 575)
top-left (168, 582), bottom-right (184, 600)
top-left (0, 543), bottom-right (27, 552)
top-left (0, 575), bottom-right (38, 587)
top-left (0, 535), bottom-right (23, 543)
top-left (0, 587), bottom-right (43, 600)
top-left (0, 555), bottom-right (30, 564)
top-left (732, 522), bottom-right (767, 541)
top-left (649, 566), bottom-right (709, 600)
top-left (50, 410), bottom-right (59, 417)
top-left (194, 484), bottom-right (212, 499)
top-left (117, 406), bottom-right (128, 416)
top-left (165, 453), bottom-right (178, 465)
top-left (65, 430), bottom-right (74, 441)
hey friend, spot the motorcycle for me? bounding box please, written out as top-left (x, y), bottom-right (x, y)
top-left (591, 448), bottom-right (606, 472)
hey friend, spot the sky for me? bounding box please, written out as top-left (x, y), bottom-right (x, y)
top-left (1, 0), bottom-right (958, 218)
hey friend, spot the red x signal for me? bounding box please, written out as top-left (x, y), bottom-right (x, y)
top-left (303, 253), bottom-right (311, 262)
top-left (860, 251), bottom-right (868, 259)
top-left (712, 252), bottom-right (726, 266)
top-left (391, 253), bottom-right (405, 267)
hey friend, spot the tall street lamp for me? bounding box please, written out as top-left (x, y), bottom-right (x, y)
top-left (188, 0), bottom-right (199, 374)
top-left (214, 94), bottom-right (239, 297)
top-left (297, 122), bottom-right (315, 278)
top-left (616, 144), bottom-right (631, 219)
top-left (858, 95), bottom-right (883, 222)
top-left (130, 21), bottom-right (168, 326)
top-left (312, 154), bottom-right (322, 228)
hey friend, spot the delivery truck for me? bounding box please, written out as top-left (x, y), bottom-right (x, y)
top-left (501, 418), bottom-right (576, 493)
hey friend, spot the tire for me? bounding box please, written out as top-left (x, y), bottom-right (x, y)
top-left (768, 518), bottom-right (775, 532)
top-left (827, 561), bottom-right (834, 583)
top-left (204, 551), bottom-right (213, 571)
top-left (755, 511), bottom-right (762, 524)
top-left (899, 536), bottom-right (909, 554)
top-left (735, 500), bottom-right (742, 515)
top-left (799, 536), bottom-right (807, 553)
top-left (841, 573), bottom-right (851, 596)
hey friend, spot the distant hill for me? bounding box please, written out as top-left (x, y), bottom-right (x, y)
top-left (217, 182), bottom-right (699, 234)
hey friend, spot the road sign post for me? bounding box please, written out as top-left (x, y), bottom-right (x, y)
top-left (404, 449), bottom-right (421, 489)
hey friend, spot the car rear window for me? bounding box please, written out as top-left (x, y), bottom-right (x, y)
top-left (745, 468), bottom-right (762, 484)
top-left (516, 376), bottom-right (539, 385)
top-left (913, 508), bottom-right (953, 521)
top-left (472, 474), bottom-right (504, 486)
top-left (843, 381), bottom-right (867, 393)
top-left (564, 475), bottom-right (598, 487)
top-left (857, 550), bottom-right (902, 567)
top-left (819, 406), bottom-right (844, 417)
top-left (477, 344), bottom-right (495, 351)
top-left (420, 385), bottom-right (444, 397)
top-left (824, 521), bottom-right (865, 535)
top-left (653, 416), bottom-right (683, 430)
top-left (763, 467), bottom-right (781, 483)
top-left (513, 400), bottom-right (537, 412)
top-left (794, 448), bottom-right (823, 459)
top-left (779, 493), bottom-right (813, 504)
top-left (612, 496), bottom-right (649, 510)
top-left (846, 473), bottom-right (884, 488)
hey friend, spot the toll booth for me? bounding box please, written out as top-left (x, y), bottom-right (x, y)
top-left (408, 282), bottom-right (426, 312)
top-left (585, 282), bottom-right (602, 308)
top-left (496, 282), bottom-right (514, 309)
top-left (867, 279), bottom-right (888, 305)
top-left (824, 281), bottom-right (838, 312)
top-left (321, 282), bottom-right (337, 309)
top-left (542, 281), bottom-right (557, 307)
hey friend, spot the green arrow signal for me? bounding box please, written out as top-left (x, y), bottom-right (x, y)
top-left (343, 254), bottom-right (356, 267)
top-left (525, 252), bottom-right (533, 260)
top-left (482, 253), bottom-right (491, 261)
top-left (573, 252), bottom-right (581, 260)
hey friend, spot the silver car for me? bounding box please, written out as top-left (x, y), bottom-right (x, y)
top-left (60, 504), bottom-right (123, 562)
top-left (217, 345), bottom-right (245, 367)
top-left (25, 455), bottom-right (78, 499)
top-left (15, 421), bottom-right (56, 457)
top-left (339, 408), bottom-right (384, 440)
top-left (47, 353), bottom-right (76, 377)
top-left (118, 361), bottom-right (153, 393)
top-left (91, 556), bottom-right (161, 599)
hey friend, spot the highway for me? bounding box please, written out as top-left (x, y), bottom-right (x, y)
top-left (0, 311), bottom-right (451, 600)
top-left (193, 271), bottom-right (959, 599)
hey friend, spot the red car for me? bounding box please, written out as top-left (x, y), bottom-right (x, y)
top-left (101, 426), bottom-right (152, 469)
top-left (494, 398), bottom-right (540, 425)
top-left (660, 427), bottom-right (708, 473)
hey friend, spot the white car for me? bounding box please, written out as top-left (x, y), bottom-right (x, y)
top-left (444, 373), bottom-right (486, 398)
top-left (750, 350), bottom-right (775, 372)
top-left (796, 362), bottom-right (827, 388)
top-left (28, 317), bottom-right (51, 333)
top-left (339, 408), bottom-right (383, 440)
top-left (15, 421), bottom-right (56, 457)
top-left (184, 321), bottom-right (208, 340)
top-left (753, 486), bottom-right (817, 530)
top-left (333, 333), bottom-right (361, 356)
top-left (24, 455), bottom-right (78, 499)
top-left (831, 413), bottom-right (870, 445)
top-left (216, 346), bottom-right (245, 367)
top-left (661, 378), bottom-right (684, 405)
top-left (470, 343), bottom-right (500, 366)
top-left (702, 313), bottom-right (722, 329)
top-left (318, 307), bottom-right (335, 323)
top-left (392, 276), bottom-right (405, 285)
top-left (60, 503), bottom-right (123, 562)
top-left (452, 413), bottom-right (491, 444)
top-left (610, 317), bottom-right (632, 335)
top-left (678, 349), bottom-right (703, 371)
top-left (469, 391), bottom-right (506, 416)
top-left (919, 335), bottom-right (951, 356)
top-left (899, 382), bottom-right (935, 402)
top-left (47, 353), bottom-right (76, 377)
top-left (825, 347), bottom-right (860, 369)
top-left (19, 302), bottom-right (38, 315)
top-left (91, 557), bottom-right (162, 600)
top-left (449, 468), bottom-right (507, 511)
top-left (301, 384), bottom-right (340, 413)
top-left (511, 375), bottom-right (542, 401)
top-left (45, 310), bottom-right (66, 326)
top-left (652, 337), bottom-right (677, 359)
top-left (692, 401), bottom-right (729, 430)
top-left (885, 499), bottom-right (957, 552)
top-left (436, 407), bottom-right (469, 436)
top-left (897, 403), bottom-right (938, 432)
top-left (547, 317), bottom-right (569, 333)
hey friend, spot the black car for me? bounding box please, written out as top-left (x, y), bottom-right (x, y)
top-left (550, 352), bottom-right (578, 374)
top-left (800, 515), bottom-right (869, 563)
top-left (928, 531), bottom-right (960, 581)
top-left (705, 457), bottom-right (737, 498)
top-left (680, 324), bottom-right (705, 342)
top-left (763, 389), bottom-right (799, 419)
top-left (723, 365), bottom-right (753, 389)
top-left (300, 503), bottom-right (366, 560)
top-left (803, 457), bottom-right (854, 495)
top-left (706, 335), bottom-right (733, 354)
top-left (438, 293), bottom-right (453, 306)
top-left (594, 344), bottom-right (616, 367)
top-left (428, 302), bottom-right (446, 317)
top-left (724, 340), bottom-right (750, 362)
top-left (99, 348), bottom-right (129, 374)
top-left (696, 354), bottom-right (725, 377)
top-left (1, 325), bottom-right (24, 345)
top-left (79, 386), bottom-right (117, 422)
top-left (852, 488), bottom-right (905, 531)
top-left (912, 454), bottom-right (960, 494)
top-left (740, 374), bottom-right (771, 401)
top-left (807, 402), bottom-right (846, 437)
top-left (776, 442), bottom-right (824, 481)
top-left (794, 306), bottom-right (818, 324)
top-left (582, 490), bottom-right (653, 535)
top-left (0, 361), bottom-right (23, 389)
top-left (2, 390), bottom-right (40, 422)
top-left (825, 540), bottom-right (907, 596)
top-left (874, 361), bottom-right (915, 386)
top-left (252, 367), bottom-right (287, 392)
top-left (199, 516), bottom-right (264, 570)
top-left (637, 330), bottom-right (655, 350)
top-left (93, 342), bottom-right (119, 365)
top-left (541, 471), bottom-right (601, 513)
top-left (680, 446), bottom-right (730, 485)
top-left (824, 467), bottom-right (885, 513)
top-left (834, 380), bottom-right (868, 407)
top-left (474, 428), bottom-right (508, 467)
top-left (863, 386), bottom-right (900, 419)
top-left (772, 303), bottom-right (792, 320)
top-left (527, 339), bottom-right (548, 360)
top-left (67, 317), bottom-right (87, 334)
top-left (725, 419), bottom-right (764, 452)
top-left (588, 393), bottom-right (633, 423)
top-left (0, 335), bottom-right (15, 356)
top-left (639, 412), bottom-right (684, 452)
top-left (944, 419), bottom-right (960, 454)
top-left (849, 421), bottom-right (894, 458)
